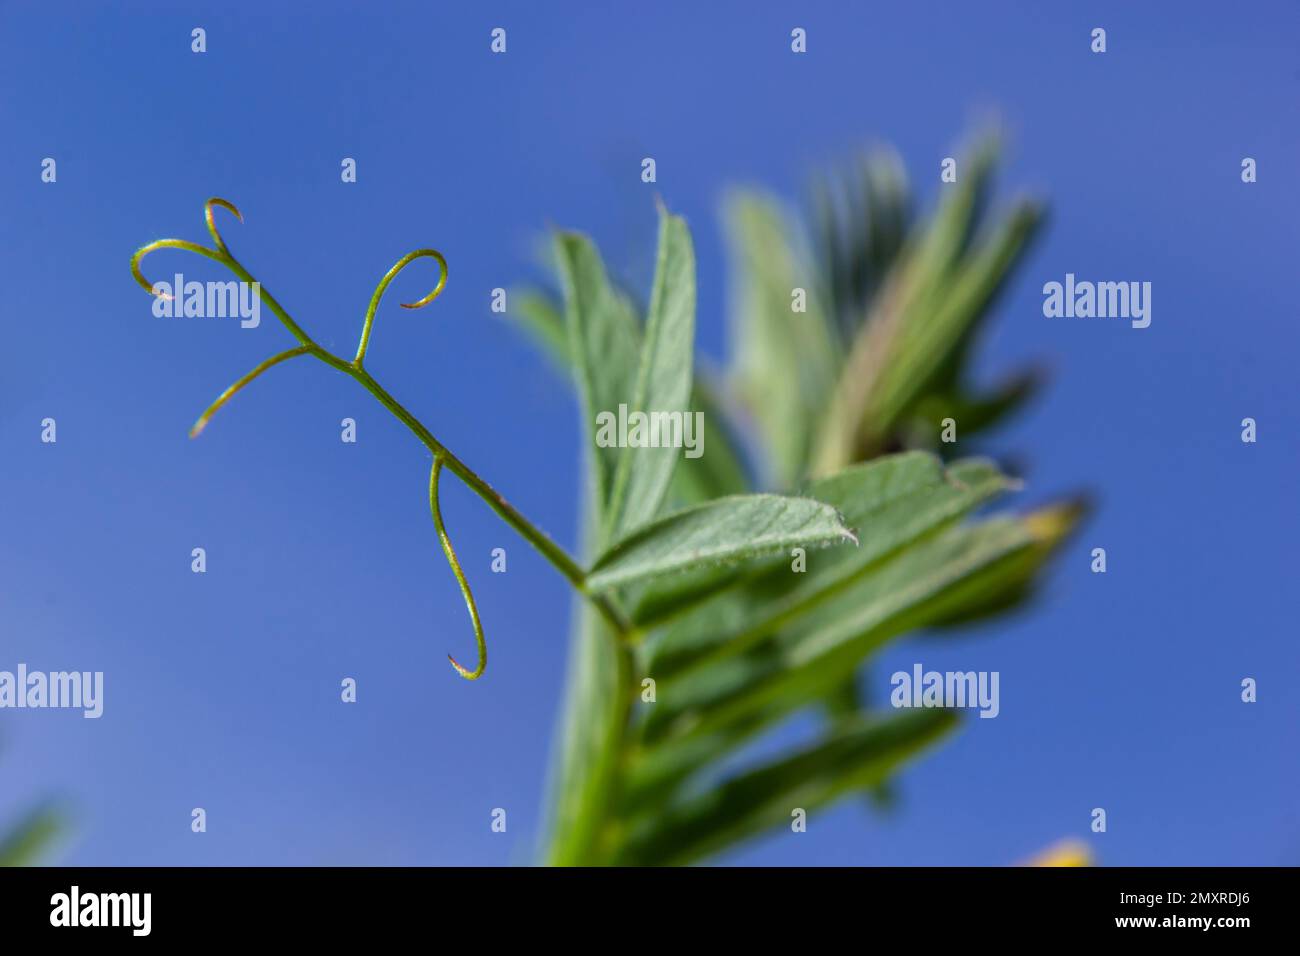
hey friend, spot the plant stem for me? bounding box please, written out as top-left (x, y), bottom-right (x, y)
top-left (337, 355), bottom-right (630, 634)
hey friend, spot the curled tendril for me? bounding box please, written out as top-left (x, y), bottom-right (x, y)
top-left (204, 196), bottom-right (244, 255)
top-left (354, 249), bottom-right (448, 365)
top-left (131, 198), bottom-right (246, 301)
top-left (130, 239), bottom-right (226, 301)
top-left (429, 457), bottom-right (488, 680)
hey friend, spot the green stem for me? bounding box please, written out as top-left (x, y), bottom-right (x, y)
top-left (335, 356), bottom-right (630, 635)
top-left (221, 256), bottom-right (317, 349)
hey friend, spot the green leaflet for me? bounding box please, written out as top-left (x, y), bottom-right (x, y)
top-left (725, 192), bottom-right (839, 487)
top-left (543, 238), bottom-right (642, 861)
top-left (519, 216), bottom-right (754, 627)
top-left (507, 290), bottom-right (751, 511)
top-left (809, 136), bottom-right (1046, 471)
top-left (646, 454), bottom-right (1013, 679)
top-left (624, 501), bottom-right (1080, 823)
top-left (735, 504), bottom-right (1077, 737)
top-left (819, 674), bottom-right (899, 810)
top-left (906, 367), bottom-right (1043, 450)
top-left (812, 148), bottom-right (912, 339)
top-left (642, 515), bottom-right (1042, 745)
top-left (541, 599), bottom-right (633, 866)
top-left (924, 499), bottom-right (1089, 628)
top-left (627, 562), bottom-right (751, 630)
top-left (866, 198), bottom-right (1044, 436)
top-left (605, 207), bottom-right (697, 540)
top-left (619, 713), bottom-right (769, 818)
top-left (667, 373), bottom-right (751, 506)
top-left (510, 289), bottom-right (571, 372)
top-left (635, 451), bottom-right (951, 633)
top-left (614, 709), bottom-right (956, 866)
top-left (804, 449), bottom-right (948, 528)
top-left (554, 232), bottom-right (642, 541)
top-left (586, 494), bottom-right (856, 593)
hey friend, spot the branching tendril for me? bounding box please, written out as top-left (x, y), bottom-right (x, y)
top-left (130, 197), bottom-right (624, 680)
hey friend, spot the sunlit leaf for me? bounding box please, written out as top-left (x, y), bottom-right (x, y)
top-left (647, 455), bottom-right (1016, 679)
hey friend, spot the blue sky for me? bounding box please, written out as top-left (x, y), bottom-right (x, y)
top-left (1, 1), bottom-right (1296, 865)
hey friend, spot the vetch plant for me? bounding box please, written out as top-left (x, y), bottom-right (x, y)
top-left (133, 136), bottom-right (1082, 865)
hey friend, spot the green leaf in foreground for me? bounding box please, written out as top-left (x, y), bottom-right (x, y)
top-left (586, 495), bottom-right (855, 593)
top-left (645, 453), bottom-right (1014, 678)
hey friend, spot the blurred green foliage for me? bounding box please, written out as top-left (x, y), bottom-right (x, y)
top-left (514, 135), bottom-right (1084, 866)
